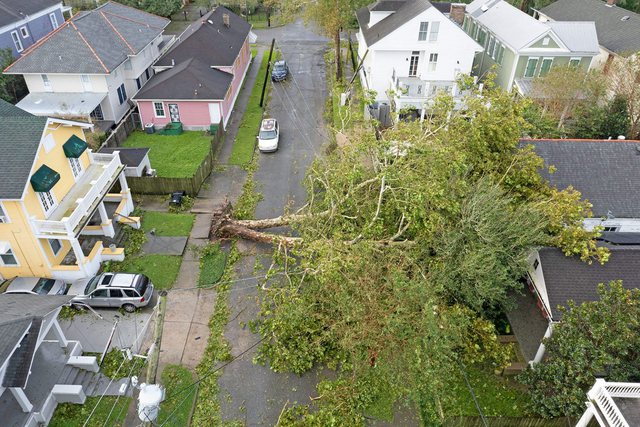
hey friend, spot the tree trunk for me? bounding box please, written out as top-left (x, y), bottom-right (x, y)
top-left (219, 223), bottom-right (301, 245)
top-left (334, 30), bottom-right (342, 81)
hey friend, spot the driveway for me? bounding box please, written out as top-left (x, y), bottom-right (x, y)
top-left (217, 20), bottom-right (331, 425)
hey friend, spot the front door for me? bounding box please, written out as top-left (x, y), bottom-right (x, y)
top-left (168, 103), bottom-right (180, 122)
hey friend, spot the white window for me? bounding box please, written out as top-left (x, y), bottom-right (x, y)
top-left (429, 21), bottom-right (440, 42)
top-left (0, 203), bottom-right (8, 223)
top-left (69, 157), bottom-right (83, 178)
top-left (542, 37), bottom-right (550, 46)
top-left (49, 13), bottom-right (59, 29)
top-left (42, 74), bottom-right (52, 91)
top-left (0, 246), bottom-right (18, 266)
top-left (80, 74), bottom-right (92, 91)
top-left (488, 36), bottom-right (495, 59)
top-left (11, 31), bottom-right (23, 52)
top-left (428, 53), bottom-right (438, 72)
top-left (38, 191), bottom-right (56, 215)
top-left (20, 27), bottom-right (29, 38)
top-left (418, 22), bottom-right (428, 41)
top-left (524, 57), bottom-right (539, 78)
top-left (49, 239), bottom-right (62, 256)
top-left (154, 102), bottom-right (165, 117)
top-left (539, 57), bottom-right (553, 77)
top-left (569, 57), bottom-right (581, 67)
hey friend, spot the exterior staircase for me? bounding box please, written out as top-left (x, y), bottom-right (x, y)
top-left (56, 364), bottom-right (131, 397)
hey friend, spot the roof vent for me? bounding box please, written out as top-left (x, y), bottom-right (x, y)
top-left (223, 13), bottom-right (230, 27)
top-left (481, 3), bottom-right (489, 12)
top-left (622, 15), bottom-right (630, 21)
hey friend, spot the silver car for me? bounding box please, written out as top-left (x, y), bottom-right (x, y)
top-left (4, 277), bottom-right (67, 295)
top-left (68, 273), bottom-right (154, 312)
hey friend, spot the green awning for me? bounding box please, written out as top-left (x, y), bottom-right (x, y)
top-left (62, 135), bottom-right (88, 158)
top-left (30, 165), bottom-right (60, 192)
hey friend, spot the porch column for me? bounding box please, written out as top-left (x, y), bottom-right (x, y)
top-left (10, 388), bottom-right (33, 413)
top-left (118, 173), bottom-right (134, 214)
top-left (118, 172), bottom-right (130, 193)
top-left (98, 202), bottom-right (109, 224)
top-left (70, 239), bottom-right (85, 265)
top-left (50, 318), bottom-right (69, 348)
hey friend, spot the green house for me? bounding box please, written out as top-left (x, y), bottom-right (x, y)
top-left (462, 0), bottom-right (600, 95)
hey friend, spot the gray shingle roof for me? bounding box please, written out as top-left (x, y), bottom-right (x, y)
top-left (0, 318), bottom-right (33, 372)
top-left (2, 317), bottom-right (42, 388)
top-left (134, 58), bottom-right (233, 101)
top-left (538, 246), bottom-right (640, 320)
top-left (0, 100), bottom-right (47, 199)
top-left (156, 7), bottom-right (251, 68)
top-left (523, 139), bottom-right (640, 218)
top-left (357, 0), bottom-right (433, 47)
top-left (99, 147), bottom-right (150, 167)
top-left (0, 0), bottom-right (60, 27)
top-left (4, 1), bottom-right (169, 75)
top-left (540, 0), bottom-right (640, 56)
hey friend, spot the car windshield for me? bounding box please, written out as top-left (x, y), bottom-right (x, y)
top-left (84, 276), bottom-right (100, 295)
top-left (274, 63), bottom-right (286, 71)
top-left (135, 275), bottom-right (149, 296)
top-left (259, 130), bottom-right (277, 139)
top-left (33, 278), bottom-right (56, 295)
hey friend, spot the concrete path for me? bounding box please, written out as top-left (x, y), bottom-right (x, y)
top-left (142, 235), bottom-right (188, 255)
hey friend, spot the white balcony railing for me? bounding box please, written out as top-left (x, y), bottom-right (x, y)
top-left (31, 152), bottom-right (123, 237)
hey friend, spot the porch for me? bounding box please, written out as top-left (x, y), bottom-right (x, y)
top-left (390, 77), bottom-right (462, 112)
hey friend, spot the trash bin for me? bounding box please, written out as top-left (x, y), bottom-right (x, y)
top-left (209, 123), bottom-right (219, 135)
top-left (145, 123), bottom-right (155, 134)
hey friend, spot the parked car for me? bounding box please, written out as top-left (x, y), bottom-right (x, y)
top-left (271, 60), bottom-right (289, 82)
top-left (67, 273), bottom-right (154, 312)
top-left (257, 118), bottom-right (280, 152)
top-left (3, 277), bottom-right (67, 295)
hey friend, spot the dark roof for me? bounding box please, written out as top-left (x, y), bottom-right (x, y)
top-left (432, 2), bottom-right (452, 13)
top-left (0, 100), bottom-right (47, 199)
top-left (357, 0), bottom-right (433, 46)
top-left (523, 139), bottom-right (640, 218)
top-left (133, 58), bottom-right (233, 100)
top-left (0, 294), bottom-right (72, 324)
top-left (0, 318), bottom-right (33, 372)
top-left (156, 7), bottom-right (251, 68)
top-left (506, 289), bottom-right (549, 362)
top-left (538, 246), bottom-right (640, 320)
top-left (539, 0), bottom-right (640, 55)
top-left (2, 317), bottom-right (42, 388)
top-left (5, 1), bottom-right (169, 74)
top-left (0, 0), bottom-right (60, 27)
top-left (99, 147), bottom-right (150, 167)
top-left (370, 0), bottom-right (406, 11)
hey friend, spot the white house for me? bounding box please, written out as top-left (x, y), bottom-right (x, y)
top-left (3, 1), bottom-right (173, 126)
top-left (355, 0), bottom-right (483, 115)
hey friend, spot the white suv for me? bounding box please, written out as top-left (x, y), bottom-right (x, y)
top-left (257, 118), bottom-right (279, 152)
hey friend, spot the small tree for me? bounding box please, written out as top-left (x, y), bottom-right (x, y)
top-left (0, 48), bottom-right (27, 103)
top-left (608, 56), bottom-right (640, 138)
top-left (520, 282), bottom-right (640, 418)
top-left (601, 95), bottom-right (631, 139)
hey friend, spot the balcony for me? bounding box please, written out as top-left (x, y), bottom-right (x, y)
top-left (31, 153), bottom-right (125, 238)
top-left (391, 77), bottom-right (463, 111)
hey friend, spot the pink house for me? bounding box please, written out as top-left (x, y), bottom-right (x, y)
top-left (134, 7), bottom-right (254, 131)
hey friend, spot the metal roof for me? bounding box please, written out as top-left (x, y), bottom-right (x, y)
top-left (540, 0), bottom-right (640, 56)
top-left (523, 139), bottom-right (640, 219)
top-left (4, 1), bottom-right (169, 75)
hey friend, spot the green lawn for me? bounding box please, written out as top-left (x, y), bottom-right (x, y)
top-left (157, 365), bottom-right (196, 426)
top-left (49, 396), bottom-right (131, 427)
top-left (141, 211), bottom-right (194, 236)
top-left (122, 131), bottom-right (212, 178)
top-left (198, 243), bottom-right (227, 287)
top-left (116, 255), bottom-right (182, 290)
top-left (229, 51), bottom-right (271, 166)
top-left (445, 364), bottom-right (532, 417)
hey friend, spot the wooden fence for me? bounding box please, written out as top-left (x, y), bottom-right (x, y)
top-left (102, 109), bottom-right (142, 148)
top-left (443, 417), bottom-right (577, 427)
top-left (126, 123), bottom-right (224, 196)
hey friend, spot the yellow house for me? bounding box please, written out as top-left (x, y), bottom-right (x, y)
top-left (0, 100), bottom-right (140, 282)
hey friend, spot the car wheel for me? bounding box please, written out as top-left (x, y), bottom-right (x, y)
top-left (122, 303), bottom-right (136, 313)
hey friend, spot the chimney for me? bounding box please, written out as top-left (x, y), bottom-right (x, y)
top-left (223, 13), bottom-right (230, 27)
top-left (607, 0), bottom-right (617, 5)
top-left (450, 3), bottom-right (466, 26)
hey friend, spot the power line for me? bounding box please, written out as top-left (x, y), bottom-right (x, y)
top-left (82, 354), bottom-right (129, 427)
top-left (101, 356), bottom-right (143, 427)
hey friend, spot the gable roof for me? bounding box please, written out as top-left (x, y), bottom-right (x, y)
top-left (0, 100), bottom-right (48, 199)
top-left (467, 0), bottom-right (598, 54)
top-left (538, 246), bottom-right (640, 320)
top-left (0, 0), bottom-right (61, 27)
top-left (540, 0), bottom-right (640, 56)
top-left (522, 139), bottom-right (640, 219)
top-left (356, 0), bottom-right (434, 47)
top-left (99, 147), bottom-right (150, 167)
top-left (133, 57), bottom-right (233, 101)
top-left (155, 7), bottom-right (251, 68)
top-left (4, 1), bottom-right (169, 75)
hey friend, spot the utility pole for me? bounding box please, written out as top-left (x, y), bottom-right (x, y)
top-left (260, 38), bottom-right (276, 108)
